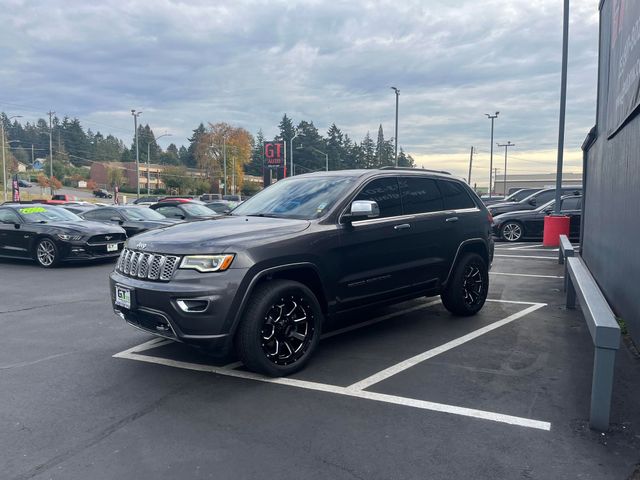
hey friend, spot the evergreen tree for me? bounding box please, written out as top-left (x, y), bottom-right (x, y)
top-left (246, 129), bottom-right (265, 176)
top-left (185, 123), bottom-right (206, 168)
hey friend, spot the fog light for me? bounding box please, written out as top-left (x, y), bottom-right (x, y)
top-left (176, 299), bottom-right (209, 313)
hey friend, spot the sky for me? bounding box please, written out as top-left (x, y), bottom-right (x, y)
top-left (0, 0), bottom-right (600, 185)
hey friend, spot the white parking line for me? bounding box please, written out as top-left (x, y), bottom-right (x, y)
top-left (508, 244), bottom-right (544, 250)
top-left (113, 299), bottom-right (551, 431)
top-left (490, 272), bottom-right (563, 279)
top-left (114, 346), bottom-right (550, 431)
top-left (494, 254), bottom-right (557, 260)
top-left (347, 303), bottom-right (546, 391)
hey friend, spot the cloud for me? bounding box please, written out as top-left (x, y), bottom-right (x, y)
top-left (0, 0), bottom-right (599, 185)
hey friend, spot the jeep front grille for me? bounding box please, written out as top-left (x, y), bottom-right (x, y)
top-left (116, 248), bottom-right (180, 282)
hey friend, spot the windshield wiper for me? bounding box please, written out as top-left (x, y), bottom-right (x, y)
top-left (245, 213), bottom-right (283, 218)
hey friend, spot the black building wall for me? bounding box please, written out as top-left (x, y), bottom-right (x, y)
top-left (583, 0), bottom-right (640, 342)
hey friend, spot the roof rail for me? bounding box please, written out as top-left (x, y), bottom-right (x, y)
top-left (379, 166), bottom-right (451, 175)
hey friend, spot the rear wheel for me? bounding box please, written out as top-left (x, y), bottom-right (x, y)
top-left (34, 238), bottom-right (59, 268)
top-left (501, 221), bottom-right (523, 242)
top-left (441, 252), bottom-right (488, 316)
top-left (235, 280), bottom-right (322, 376)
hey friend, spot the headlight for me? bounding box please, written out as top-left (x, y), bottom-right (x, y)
top-left (57, 233), bottom-right (82, 241)
top-left (179, 254), bottom-right (234, 273)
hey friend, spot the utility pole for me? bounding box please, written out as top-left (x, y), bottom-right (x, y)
top-left (467, 146), bottom-right (475, 185)
top-left (223, 135), bottom-right (227, 195)
top-left (554, 0), bottom-right (570, 214)
top-left (485, 112), bottom-right (499, 197)
top-left (31, 144), bottom-right (34, 165)
top-left (494, 167), bottom-right (500, 195)
top-left (290, 130), bottom-right (301, 176)
top-left (391, 87), bottom-right (400, 166)
top-left (131, 110), bottom-right (142, 200)
top-left (47, 111), bottom-right (55, 195)
top-left (497, 141), bottom-right (515, 196)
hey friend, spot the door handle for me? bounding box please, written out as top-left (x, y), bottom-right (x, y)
top-left (393, 223), bottom-right (411, 230)
top-left (445, 217), bottom-right (459, 223)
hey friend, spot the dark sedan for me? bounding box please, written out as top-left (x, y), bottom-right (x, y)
top-left (0, 204), bottom-right (126, 267)
top-left (487, 186), bottom-right (582, 217)
top-left (80, 205), bottom-right (181, 237)
top-left (204, 200), bottom-right (236, 214)
top-left (482, 188), bottom-right (541, 206)
top-left (149, 201), bottom-right (218, 221)
top-left (492, 195), bottom-right (582, 242)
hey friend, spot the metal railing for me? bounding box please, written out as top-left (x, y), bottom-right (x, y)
top-left (564, 238), bottom-right (621, 431)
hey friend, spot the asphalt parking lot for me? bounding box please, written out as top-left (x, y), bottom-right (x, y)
top-left (1, 242), bottom-right (640, 479)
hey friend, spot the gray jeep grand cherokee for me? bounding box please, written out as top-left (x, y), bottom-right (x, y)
top-left (110, 168), bottom-right (494, 376)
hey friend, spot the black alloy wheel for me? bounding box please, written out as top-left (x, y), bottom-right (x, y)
top-left (236, 280), bottom-right (322, 376)
top-left (441, 252), bottom-right (488, 316)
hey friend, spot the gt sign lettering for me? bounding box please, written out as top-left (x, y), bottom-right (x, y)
top-left (264, 142), bottom-right (284, 168)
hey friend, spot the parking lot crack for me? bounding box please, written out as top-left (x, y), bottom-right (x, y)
top-left (8, 380), bottom-right (195, 480)
top-left (0, 298), bottom-right (102, 315)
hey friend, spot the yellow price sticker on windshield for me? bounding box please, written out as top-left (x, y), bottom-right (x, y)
top-left (19, 207), bottom-right (46, 214)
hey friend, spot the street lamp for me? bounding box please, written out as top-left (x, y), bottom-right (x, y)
top-left (497, 141), bottom-right (515, 196)
top-left (391, 87), bottom-right (400, 166)
top-left (485, 112), bottom-right (499, 197)
top-left (310, 146), bottom-right (329, 172)
top-left (131, 109), bottom-right (142, 200)
top-left (147, 133), bottom-right (171, 195)
top-left (290, 130), bottom-right (303, 176)
top-left (2, 115), bottom-right (23, 201)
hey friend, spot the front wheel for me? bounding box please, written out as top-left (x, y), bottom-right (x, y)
top-left (441, 252), bottom-right (488, 316)
top-left (235, 280), bottom-right (322, 376)
top-left (34, 238), bottom-right (59, 268)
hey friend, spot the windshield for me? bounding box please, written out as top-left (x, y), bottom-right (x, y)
top-left (123, 208), bottom-right (167, 221)
top-left (231, 176), bottom-right (356, 220)
top-left (18, 205), bottom-right (82, 223)
top-left (505, 189), bottom-right (537, 202)
top-left (181, 203), bottom-right (216, 216)
top-left (535, 199), bottom-right (555, 212)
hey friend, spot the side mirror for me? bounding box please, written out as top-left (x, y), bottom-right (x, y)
top-left (344, 200), bottom-right (380, 221)
top-left (110, 216), bottom-right (123, 224)
top-left (528, 198), bottom-right (537, 206)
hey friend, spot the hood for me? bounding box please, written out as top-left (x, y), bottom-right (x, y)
top-left (493, 209), bottom-right (539, 223)
top-left (125, 215), bottom-right (311, 254)
top-left (133, 219), bottom-right (179, 228)
top-left (48, 220), bottom-right (126, 236)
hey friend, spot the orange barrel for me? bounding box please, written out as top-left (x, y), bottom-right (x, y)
top-left (543, 215), bottom-right (570, 247)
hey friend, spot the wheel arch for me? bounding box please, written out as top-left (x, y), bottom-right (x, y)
top-left (30, 234), bottom-right (60, 258)
top-left (229, 262), bottom-right (329, 337)
top-left (443, 238), bottom-right (490, 288)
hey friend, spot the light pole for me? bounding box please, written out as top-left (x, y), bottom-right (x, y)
top-left (223, 135), bottom-right (227, 196)
top-left (131, 109), bottom-right (142, 200)
top-left (497, 141), bottom-right (515, 196)
top-left (147, 133), bottom-right (171, 195)
top-left (310, 146), bottom-right (329, 172)
top-left (485, 112), bottom-right (499, 197)
top-left (2, 115), bottom-right (23, 201)
top-left (46, 111), bottom-right (55, 195)
top-left (290, 130), bottom-right (302, 176)
top-left (391, 87), bottom-right (400, 166)
top-left (554, 0), bottom-right (570, 214)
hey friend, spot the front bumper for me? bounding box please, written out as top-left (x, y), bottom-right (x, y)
top-left (109, 267), bottom-right (249, 353)
top-left (60, 239), bottom-right (125, 261)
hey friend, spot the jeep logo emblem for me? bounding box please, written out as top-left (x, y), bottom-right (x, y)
top-left (105, 235), bottom-right (112, 241)
top-left (136, 242), bottom-right (147, 250)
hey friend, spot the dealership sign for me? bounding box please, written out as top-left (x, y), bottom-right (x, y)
top-left (607, 0), bottom-right (640, 137)
top-left (264, 141), bottom-right (284, 168)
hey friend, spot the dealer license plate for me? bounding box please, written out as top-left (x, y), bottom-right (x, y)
top-left (107, 243), bottom-right (118, 252)
top-left (115, 285), bottom-right (131, 309)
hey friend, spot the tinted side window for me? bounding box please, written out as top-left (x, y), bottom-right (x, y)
top-left (437, 180), bottom-right (476, 210)
top-left (156, 206), bottom-right (182, 218)
top-left (534, 190), bottom-right (555, 204)
top-left (0, 209), bottom-right (20, 223)
top-left (354, 177), bottom-right (402, 218)
top-left (399, 177), bottom-right (443, 214)
top-left (86, 209), bottom-right (116, 220)
top-left (561, 197), bottom-right (581, 211)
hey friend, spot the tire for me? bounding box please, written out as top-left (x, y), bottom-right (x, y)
top-left (235, 280), bottom-right (322, 377)
top-left (500, 221), bottom-right (523, 242)
top-left (441, 252), bottom-right (488, 316)
top-left (34, 237), bottom-right (60, 268)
